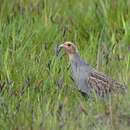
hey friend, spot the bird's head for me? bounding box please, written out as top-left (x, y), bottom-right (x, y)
top-left (57, 41), bottom-right (78, 59)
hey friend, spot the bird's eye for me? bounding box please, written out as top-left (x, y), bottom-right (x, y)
top-left (67, 44), bottom-right (71, 47)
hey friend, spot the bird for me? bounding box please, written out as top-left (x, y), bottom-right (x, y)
top-left (56, 41), bottom-right (127, 98)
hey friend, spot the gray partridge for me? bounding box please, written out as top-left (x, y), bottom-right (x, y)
top-left (57, 41), bottom-right (127, 97)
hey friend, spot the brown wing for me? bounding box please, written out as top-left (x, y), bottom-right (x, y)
top-left (88, 71), bottom-right (127, 97)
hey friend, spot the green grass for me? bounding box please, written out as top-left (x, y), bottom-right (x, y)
top-left (0, 0), bottom-right (130, 129)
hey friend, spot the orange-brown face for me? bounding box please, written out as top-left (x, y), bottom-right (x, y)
top-left (59, 42), bottom-right (77, 55)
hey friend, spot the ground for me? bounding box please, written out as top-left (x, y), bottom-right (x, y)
top-left (0, 0), bottom-right (130, 130)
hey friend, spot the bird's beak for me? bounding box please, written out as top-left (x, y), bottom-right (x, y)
top-left (58, 44), bottom-right (64, 48)
top-left (56, 44), bottom-right (64, 56)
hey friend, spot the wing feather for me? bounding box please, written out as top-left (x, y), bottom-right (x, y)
top-left (88, 71), bottom-right (127, 97)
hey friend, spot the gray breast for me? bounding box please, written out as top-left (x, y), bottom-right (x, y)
top-left (71, 59), bottom-right (93, 95)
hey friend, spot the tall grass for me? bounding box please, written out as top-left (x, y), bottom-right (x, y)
top-left (0, 0), bottom-right (130, 129)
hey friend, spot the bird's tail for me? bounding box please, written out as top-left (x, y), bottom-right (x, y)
top-left (114, 81), bottom-right (128, 95)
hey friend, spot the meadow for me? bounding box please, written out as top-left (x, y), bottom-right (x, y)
top-left (0, 0), bottom-right (130, 129)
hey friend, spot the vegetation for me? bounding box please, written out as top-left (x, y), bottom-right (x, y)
top-left (0, 0), bottom-right (130, 129)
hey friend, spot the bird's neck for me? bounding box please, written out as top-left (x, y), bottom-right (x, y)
top-left (68, 53), bottom-right (81, 63)
top-left (69, 52), bottom-right (88, 67)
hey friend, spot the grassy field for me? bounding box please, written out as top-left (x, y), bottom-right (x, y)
top-left (0, 0), bottom-right (130, 129)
